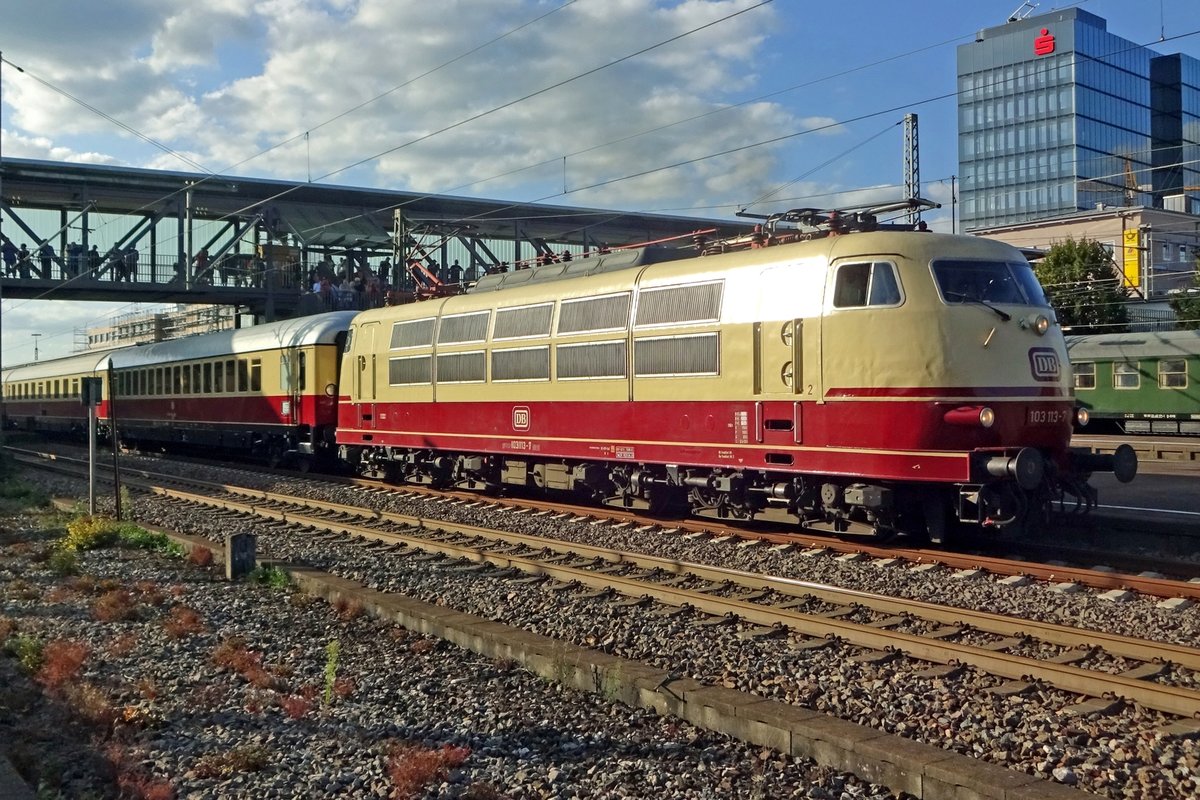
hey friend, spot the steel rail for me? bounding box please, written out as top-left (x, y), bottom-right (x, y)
top-left (141, 481), bottom-right (1200, 718)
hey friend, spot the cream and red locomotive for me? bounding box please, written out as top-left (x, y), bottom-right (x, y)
top-left (2, 205), bottom-right (1136, 542)
top-left (334, 206), bottom-right (1135, 541)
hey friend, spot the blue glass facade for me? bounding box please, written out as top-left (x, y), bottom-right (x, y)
top-left (957, 9), bottom-right (1200, 230)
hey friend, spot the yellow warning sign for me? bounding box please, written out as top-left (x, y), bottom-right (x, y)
top-left (1122, 229), bottom-right (1140, 288)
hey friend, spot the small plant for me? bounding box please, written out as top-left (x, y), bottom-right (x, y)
top-left (63, 515), bottom-right (121, 551)
top-left (7, 634), bottom-right (43, 674)
top-left (92, 589), bottom-right (141, 623)
top-left (192, 745), bottom-right (271, 779)
top-left (117, 486), bottom-right (134, 520)
top-left (137, 678), bottom-right (159, 701)
top-left (47, 545), bottom-right (79, 577)
top-left (385, 742), bottom-right (471, 799)
top-left (333, 596), bottom-right (365, 621)
top-left (36, 639), bottom-right (89, 690)
top-left (409, 638), bottom-right (436, 655)
top-left (323, 639), bottom-right (340, 708)
top-left (64, 681), bottom-right (118, 728)
top-left (107, 633), bottom-right (140, 658)
top-left (248, 565), bottom-right (290, 589)
top-left (0, 615), bottom-right (14, 642)
top-left (211, 637), bottom-right (277, 689)
top-left (188, 546), bottom-right (214, 567)
top-left (162, 606), bottom-right (206, 639)
top-left (279, 694), bottom-right (312, 720)
top-left (117, 526), bottom-right (184, 556)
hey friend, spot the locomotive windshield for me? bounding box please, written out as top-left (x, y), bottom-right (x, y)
top-left (931, 260), bottom-right (1047, 307)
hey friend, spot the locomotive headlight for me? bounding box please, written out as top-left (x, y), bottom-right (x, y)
top-left (943, 405), bottom-right (995, 428)
top-left (1021, 313), bottom-right (1051, 335)
top-left (1075, 407), bottom-right (1090, 427)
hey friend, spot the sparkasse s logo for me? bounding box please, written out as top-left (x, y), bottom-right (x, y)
top-left (1028, 347), bottom-right (1061, 381)
top-left (1034, 28), bottom-right (1056, 56)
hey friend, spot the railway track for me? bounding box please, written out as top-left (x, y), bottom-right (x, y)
top-left (20, 450), bottom-right (1200, 723)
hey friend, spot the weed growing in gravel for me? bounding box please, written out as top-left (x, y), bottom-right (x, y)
top-left (279, 693), bottom-right (313, 720)
top-left (47, 545), bottom-right (79, 577)
top-left (0, 453), bottom-right (49, 511)
top-left (247, 564), bottom-right (290, 589)
top-left (323, 639), bottom-right (340, 707)
top-left (385, 742), bottom-right (471, 799)
top-left (7, 633), bottom-right (43, 673)
top-left (333, 596), bottom-right (365, 621)
top-left (211, 636), bottom-right (279, 689)
top-left (92, 589), bottom-right (141, 623)
top-left (117, 526), bottom-right (184, 557)
top-left (63, 516), bottom-right (121, 551)
top-left (117, 486), bottom-right (134, 521)
top-left (0, 615), bottom-right (14, 642)
top-left (162, 606), bottom-right (206, 639)
top-left (188, 546), bottom-right (214, 567)
top-left (192, 744), bottom-right (271, 778)
top-left (36, 639), bottom-right (89, 691)
top-left (66, 681), bottom-right (119, 729)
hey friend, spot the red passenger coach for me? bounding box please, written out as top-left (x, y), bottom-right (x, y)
top-left (106, 312), bottom-right (357, 467)
top-left (2, 350), bottom-right (120, 435)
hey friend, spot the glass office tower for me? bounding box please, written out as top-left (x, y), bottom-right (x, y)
top-left (957, 8), bottom-right (1200, 230)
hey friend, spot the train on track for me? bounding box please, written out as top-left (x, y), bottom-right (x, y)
top-left (1, 202), bottom-right (1137, 543)
top-left (1066, 329), bottom-right (1200, 435)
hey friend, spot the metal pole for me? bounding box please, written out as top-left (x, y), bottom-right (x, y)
top-left (108, 359), bottom-right (122, 520)
top-left (88, 403), bottom-right (96, 515)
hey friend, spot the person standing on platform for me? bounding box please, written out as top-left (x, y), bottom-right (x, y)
top-left (88, 245), bottom-right (101, 277)
top-left (67, 242), bottom-right (82, 278)
top-left (38, 241), bottom-right (54, 278)
top-left (17, 244), bottom-right (31, 279)
top-left (2, 239), bottom-right (16, 277)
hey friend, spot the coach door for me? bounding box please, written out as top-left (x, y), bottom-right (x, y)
top-left (355, 322), bottom-right (379, 429)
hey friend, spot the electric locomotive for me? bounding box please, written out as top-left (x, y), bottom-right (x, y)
top-left (336, 204), bottom-right (1137, 542)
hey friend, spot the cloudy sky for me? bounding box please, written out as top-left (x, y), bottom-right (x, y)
top-left (3, 0), bottom-right (1200, 362)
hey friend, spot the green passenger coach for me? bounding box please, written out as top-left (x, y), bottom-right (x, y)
top-left (1065, 330), bottom-right (1200, 435)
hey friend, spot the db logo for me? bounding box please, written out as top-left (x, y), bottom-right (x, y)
top-left (1034, 28), bottom-right (1055, 56)
top-left (512, 406), bottom-right (530, 431)
top-left (1028, 348), bottom-right (1061, 382)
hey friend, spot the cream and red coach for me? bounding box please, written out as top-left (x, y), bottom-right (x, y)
top-left (337, 221), bottom-right (1135, 541)
top-left (100, 311), bottom-right (357, 467)
top-left (2, 349), bottom-right (120, 436)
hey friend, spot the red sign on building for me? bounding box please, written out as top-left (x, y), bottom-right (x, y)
top-left (1034, 28), bottom-right (1055, 56)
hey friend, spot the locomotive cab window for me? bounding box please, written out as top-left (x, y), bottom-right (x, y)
top-left (932, 259), bottom-right (1047, 307)
top-left (1114, 361), bottom-right (1140, 390)
top-left (1073, 362), bottom-right (1096, 390)
top-left (832, 262), bottom-right (902, 308)
top-left (1159, 359), bottom-right (1187, 389)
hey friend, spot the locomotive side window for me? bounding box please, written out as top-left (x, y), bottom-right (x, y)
top-left (1114, 361), bottom-right (1140, 390)
top-left (832, 262), bottom-right (901, 308)
top-left (557, 341), bottom-right (627, 379)
top-left (1159, 359), bottom-right (1187, 389)
top-left (388, 355), bottom-right (431, 386)
top-left (932, 259), bottom-right (1047, 306)
top-left (1073, 362), bottom-right (1096, 389)
top-left (390, 318), bottom-right (434, 349)
top-left (494, 304), bottom-right (553, 340)
top-left (492, 347), bottom-right (550, 381)
top-left (635, 282), bottom-right (723, 327)
top-left (634, 333), bottom-right (719, 377)
top-left (437, 312), bottom-right (489, 345)
top-left (558, 293), bottom-right (631, 334)
top-left (436, 351), bottom-right (486, 383)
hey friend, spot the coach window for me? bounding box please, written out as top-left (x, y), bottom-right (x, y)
top-left (1114, 361), bottom-right (1140, 390)
top-left (832, 262), bottom-right (902, 308)
top-left (213, 362), bottom-right (223, 393)
top-left (53, 380), bottom-right (59, 398)
top-left (298, 353), bottom-right (306, 390)
top-left (203, 363), bottom-right (212, 393)
top-left (236, 360), bottom-right (248, 392)
top-left (1073, 362), bottom-right (1096, 390)
top-left (1159, 359), bottom-right (1187, 389)
top-left (181, 365), bottom-right (191, 394)
top-left (225, 360), bottom-right (235, 393)
top-left (250, 359), bottom-right (261, 392)
top-left (174, 366), bottom-right (183, 394)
